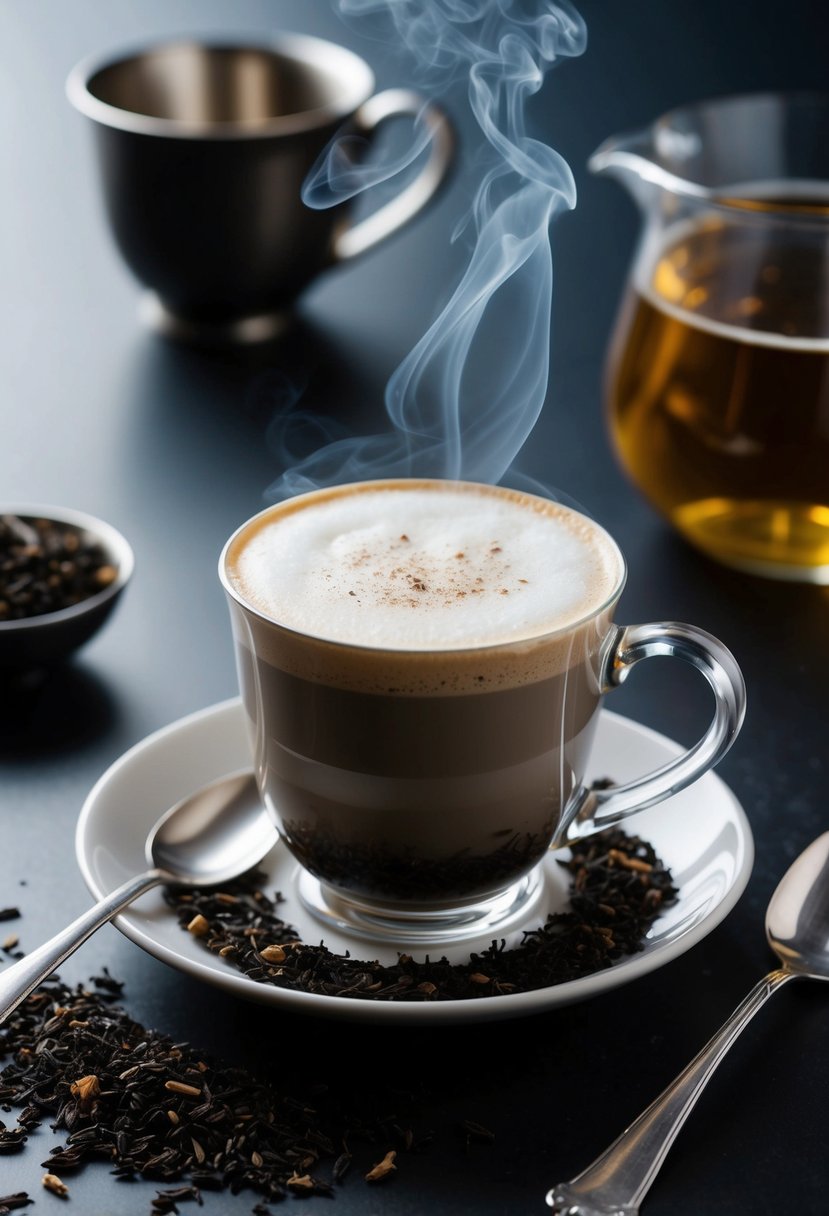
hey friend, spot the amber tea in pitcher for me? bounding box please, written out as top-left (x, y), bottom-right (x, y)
top-left (592, 93), bottom-right (829, 583)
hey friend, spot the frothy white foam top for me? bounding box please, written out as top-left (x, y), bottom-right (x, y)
top-left (229, 485), bottom-right (622, 650)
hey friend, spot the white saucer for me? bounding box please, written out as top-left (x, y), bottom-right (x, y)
top-left (76, 698), bottom-right (754, 1025)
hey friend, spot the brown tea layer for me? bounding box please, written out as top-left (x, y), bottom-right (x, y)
top-left (233, 605), bottom-right (614, 694)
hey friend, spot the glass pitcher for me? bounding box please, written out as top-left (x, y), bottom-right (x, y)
top-left (591, 92), bottom-right (829, 583)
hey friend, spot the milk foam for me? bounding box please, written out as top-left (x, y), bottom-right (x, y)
top-left (227, 482), bottom-right (622, 650)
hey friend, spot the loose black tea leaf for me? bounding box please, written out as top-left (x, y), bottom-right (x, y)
top-left (91, 968), bottom-right (124, 996)
top-left (0, 975), bottom-right (425, 1210)
top-left (459, 1119), bottom-right (495, 1143)
top-left (0, 1195), bottom-right (31, 1212)
top-left (0, 826), bottom-right (675, 1213)
top-left (165, 827), bottom-right (677, 1001)
top-left (150, 1185), bottom-right (203, 1213)
top-left (0, 515), bottom-right (117, 621)
top-left (280, 818), bottom-right (554, 904)
top-left (0, 1128), bottom-right (27, 1154)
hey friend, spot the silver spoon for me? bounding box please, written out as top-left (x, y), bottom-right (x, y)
top-left (548, 830), bottom-right (829, 1216)
top-left (0, 770), bottom-right (274, 1025)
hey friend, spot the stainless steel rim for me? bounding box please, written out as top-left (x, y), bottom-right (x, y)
top-left (65, 32), bottom-right (375, 140)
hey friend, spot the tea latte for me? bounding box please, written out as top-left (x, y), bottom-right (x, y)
top-left (222, 481), bottom-right (625, 910)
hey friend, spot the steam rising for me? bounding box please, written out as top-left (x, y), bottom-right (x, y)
top-left (267, 0), bottom-right (586, 499)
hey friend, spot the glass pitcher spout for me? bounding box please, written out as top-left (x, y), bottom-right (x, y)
top-left (589, 123), bottom-right (714, 209)
top-left (589, 91), bottom-right (829, 212)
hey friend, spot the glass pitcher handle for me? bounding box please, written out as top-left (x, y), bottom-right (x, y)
top-left (554, 622), bottom-right (746, 846)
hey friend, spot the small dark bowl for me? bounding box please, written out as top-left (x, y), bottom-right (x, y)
top-left (0, 505), bottom-right (134, 670)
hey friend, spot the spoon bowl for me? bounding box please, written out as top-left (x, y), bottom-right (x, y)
top-left (147, 770), bottom-right (274, 885)
top-left (548, 831), bottom-right (829, 1215)
top-left (766, 832), bottom-right (829, 979)
top-left (0, 769), bottom-right (274, 1026)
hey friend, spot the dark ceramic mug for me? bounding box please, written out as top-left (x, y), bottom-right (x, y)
top-left (67, 34), bottom-right (454, 344)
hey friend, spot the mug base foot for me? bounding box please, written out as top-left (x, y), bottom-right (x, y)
top-left (296, 865), bottom-right (546, 946)
top-left (139, 292), bottom-right (293, 347)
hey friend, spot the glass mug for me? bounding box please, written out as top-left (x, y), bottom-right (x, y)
top-left (591, 92), bottom-right (829, 583)
top-left (220, 479), bottom-right (746, 946)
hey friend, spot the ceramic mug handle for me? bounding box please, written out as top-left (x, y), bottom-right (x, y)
top-left (332, 88), bottom-right (454, 262)
top-left (555, 622), bottom-right (746, 847)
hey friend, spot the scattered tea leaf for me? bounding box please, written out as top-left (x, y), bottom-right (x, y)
top-left (164, 827), bottom-right (677, 1002)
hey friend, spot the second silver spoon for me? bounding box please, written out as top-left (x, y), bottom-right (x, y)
top-left (547, 831), bottom-right (829, 1216)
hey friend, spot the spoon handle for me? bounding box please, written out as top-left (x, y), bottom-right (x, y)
top-left (0, 870), bottom-right (163, 1025)
top-left (547, 967), bottom-right (794, 1216)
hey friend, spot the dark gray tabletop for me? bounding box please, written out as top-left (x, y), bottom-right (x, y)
top-left (2, 2), bottom-right (828, 1213)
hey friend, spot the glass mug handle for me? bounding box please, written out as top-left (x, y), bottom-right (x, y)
top-left (555, 622), bottom-right (747, 846)
top-left (332, 88), bottom-right (455, 262)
